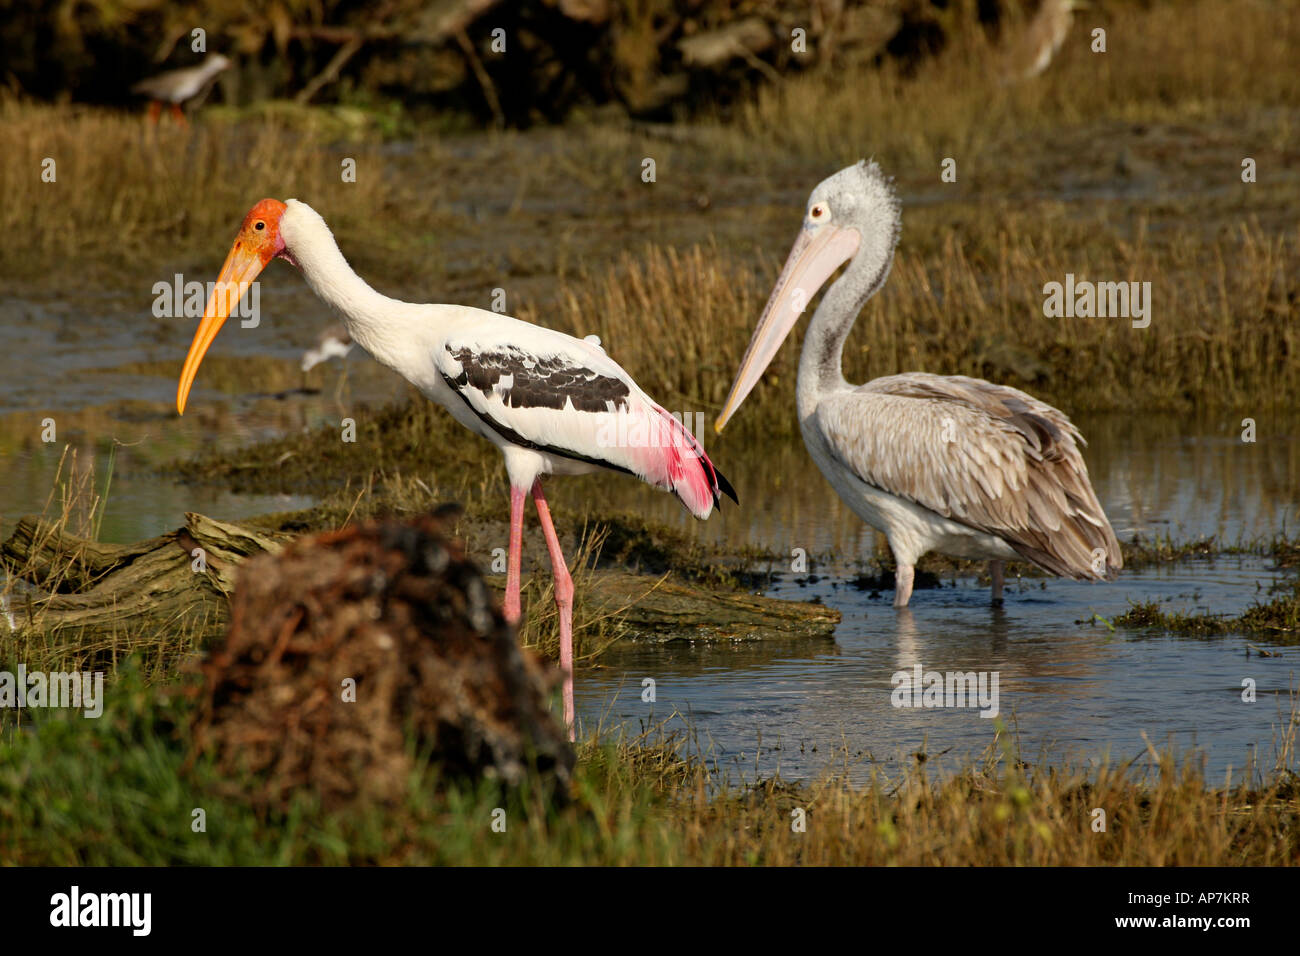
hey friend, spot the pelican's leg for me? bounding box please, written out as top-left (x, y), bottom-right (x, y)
top-left (503, 484), bottom-right (526, 624)
top-left (894, 564), bottom-right (915, 608)
top-left (531, 479), bottom-right (575, 741)
top-left (989, 560), bottom-right (1005, 606)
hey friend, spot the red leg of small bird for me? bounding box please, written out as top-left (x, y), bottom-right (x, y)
top-left (147, 101), bottom-right (162, 125)
top-left (531, 478), bottom-right (574, 741)
top-left (170, 103), bottom-right (188, 128)
top-left (503, 484), bottom-right (525, 624)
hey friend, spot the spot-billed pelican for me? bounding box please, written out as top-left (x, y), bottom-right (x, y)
top-left (716, 161), bottom-right (1119, 606)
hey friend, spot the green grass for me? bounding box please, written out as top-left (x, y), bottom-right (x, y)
top-left (1115, 579), bottom-right (1300, 642)
top-left (2, 660), bottom-right (1297, 865)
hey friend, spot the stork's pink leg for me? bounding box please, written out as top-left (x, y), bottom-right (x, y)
top-left (503, 484), bottom-right (526, 624)
top-left (170, 103), bottom-right (189, 128)
top-left (147, 101), bottom-right (162, 125)
top-left (531, 479), bottom-right (574, 740)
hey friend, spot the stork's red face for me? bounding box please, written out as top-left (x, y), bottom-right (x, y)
top-left (176, 198), bottom-right (289, 414)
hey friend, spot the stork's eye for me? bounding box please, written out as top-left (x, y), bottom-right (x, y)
top-left (255, 221), bottom-right (265, 231)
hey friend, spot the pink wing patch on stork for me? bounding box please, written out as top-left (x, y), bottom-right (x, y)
top-left (437, 331), bottom-right (737, 519)
top-left (619, 404), bottom-right (734, 519)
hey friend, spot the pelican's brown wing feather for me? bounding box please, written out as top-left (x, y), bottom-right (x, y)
top-left (815, 372), bottom-right (1121, 578)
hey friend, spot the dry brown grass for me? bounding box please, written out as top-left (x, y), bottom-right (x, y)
top-left (511, 521), bottom-right (631, 663)
top-left (517, 242), bottom-right (770, 415)
top-left (3, 0), bottom-right (1295, 421)
top-left (3, 98), bottom-right (442, 274)
top-left (523, 222), bottom-right (1298, 434)
top-left (734, 0), bottom-right (1300, 170)
top-left (615, 724), bottom-right (1300, 866)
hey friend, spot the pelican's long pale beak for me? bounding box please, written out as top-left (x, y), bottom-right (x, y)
top-left (176, 240), bottom-right (268, 414)
top-left (715, 223), bottom-right (860, 432)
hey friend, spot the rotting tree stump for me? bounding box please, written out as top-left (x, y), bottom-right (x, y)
top-left (2, 514), bottom-right (840, 644)
top-left (541, 570), bottom-right (841, 644)
top-left (192, 514), bottom-right (573, 810)
top-left (0, 513), bottom-right (290, 640)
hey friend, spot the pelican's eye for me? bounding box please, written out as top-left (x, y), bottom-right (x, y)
top-left (254, 221), bottom-right (266, 231)
top-left (809, 202), bottom-right (830, 222)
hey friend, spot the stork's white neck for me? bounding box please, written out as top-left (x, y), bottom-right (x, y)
top-left (279, 199), bottom-right (430, 373)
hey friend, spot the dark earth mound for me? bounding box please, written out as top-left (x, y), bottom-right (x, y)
top-left (191, 512), bottom-right (574, 811)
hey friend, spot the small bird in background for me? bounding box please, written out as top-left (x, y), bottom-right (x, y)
top-left (1009, 0), bottom-right (1088, 80)
top-left (131, 53), bottom-right (231, 126)
top-left (300, 324), bottom-right (355, 373)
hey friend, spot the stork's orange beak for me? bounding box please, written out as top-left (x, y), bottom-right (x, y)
top-left (177, 244), bottom-right (265, 414)
top-left (177, 198), bottom-right (288, 415)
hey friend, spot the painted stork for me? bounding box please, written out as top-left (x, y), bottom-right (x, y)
top-left (131, 53), bottom-right (231, 126)
top-left (715, 161), bottom-right (1120, 607)
top-left (176, 198), bottom-right (736, 737)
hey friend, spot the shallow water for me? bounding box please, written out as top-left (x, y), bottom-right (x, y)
top-left (0, 284), bottom-right (401, 543)
top-left (570, 412), bottom-right (1300, 785)
top-left (576, 558), bottom-right (1296, 784)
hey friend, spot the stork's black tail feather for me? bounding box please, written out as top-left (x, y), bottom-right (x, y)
top-left (713, 466), bottom-right (739, 507)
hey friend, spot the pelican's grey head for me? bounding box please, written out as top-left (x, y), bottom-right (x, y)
top-left (715, 161), bottom-right (901, 432)
top-left (806, 160), bottom-right (901, 244)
